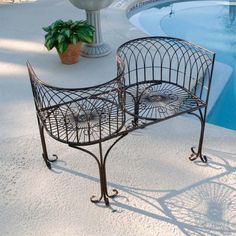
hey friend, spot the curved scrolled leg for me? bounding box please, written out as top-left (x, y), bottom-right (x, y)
top-left (42, 154), bottom-right (52, 169)
top-left (189, 147), bottom-right (207, 163)
top-left (187, 109), bottom-right (208, 163)
top-left (70, 134), bottom-right (128, 206)
top-left (90, 187), bottom-right (118, 205)
top-left (90, 190), bottom-right (116, 206)
top-left (91, 194), bottom-right (110, 206)
top-left (50, 154), bottom-right (59, 162)
top-left (90, 194), bottom-right (103, 204)
top-left (106, 189), bottom-right (119, 198)
top-left (42, 154), bottom-right (59, 169)
top-left (37, 116), bottom-right (58, 169)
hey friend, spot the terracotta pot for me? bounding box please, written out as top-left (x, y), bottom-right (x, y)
top-left (58, 43), bottom-right (81, 64)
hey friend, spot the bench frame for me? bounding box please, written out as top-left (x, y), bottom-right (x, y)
top-left (27, 37), bottom-right (215, 206)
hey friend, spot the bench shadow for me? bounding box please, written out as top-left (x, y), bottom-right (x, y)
top-left (52, 150), bottom-right (236, 235)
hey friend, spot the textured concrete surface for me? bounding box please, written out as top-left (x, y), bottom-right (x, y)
top-left (0, 0), bottom-right (236, 235)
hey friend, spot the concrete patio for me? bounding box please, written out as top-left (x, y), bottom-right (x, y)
top-left (0, 0), bottom-right (236, 235)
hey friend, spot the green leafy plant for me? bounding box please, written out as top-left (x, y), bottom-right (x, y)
top-left (43, 19), bottom-right (95, 54)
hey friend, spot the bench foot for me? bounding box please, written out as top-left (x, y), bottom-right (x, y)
top-left (188, 107), bottom-right (208, 164)
top-left (107, 189), bottom-right (118, 198)
top-left (42, 154), bottom-right (58, 169)
top-left (90, 188), bottom-right (118, 206)
top-left (91, 159), bottom-right (119, 206)
top-left (189, 147), bottom-right (207, 163)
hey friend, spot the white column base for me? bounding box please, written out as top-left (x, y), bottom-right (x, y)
top-left (81, 43), bottom-right (111, 58)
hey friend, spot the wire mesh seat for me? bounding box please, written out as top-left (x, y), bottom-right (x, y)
top-left (117, 36), bottom-right (215, 160)
top-left (124, 81), bottom-right (205, 120)
top-left (41, 97), bottom-right (124, 145)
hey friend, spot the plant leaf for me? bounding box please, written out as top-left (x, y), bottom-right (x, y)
top-left (42, 26), bottom-right (50, 32)
top-left (44, 38), bottom-right (55, 51)
top-left (71, 34), bottom-right (78, 44)
top-left (51, 19), bottom-right (63, 31)
top-left (67, 19), bottom-right (73, 25)
top-left (77, 28), bottom-right (94, 43)
top-left (57, 42), bottom-right (68, 54)
top-left (57, 34), bottom-right (65, 43)
top-left (61, 28), bottom-right (71, 38)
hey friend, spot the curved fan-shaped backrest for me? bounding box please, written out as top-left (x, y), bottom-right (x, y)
top-left (117, 37), bottom-right (215, 103)
top-left (27, 62), bottom-right (125, 145)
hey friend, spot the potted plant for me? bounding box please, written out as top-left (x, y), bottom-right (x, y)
top-left (43, 19), bottom-right (95, 64)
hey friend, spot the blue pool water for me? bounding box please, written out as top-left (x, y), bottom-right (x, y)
top-left (129, 0), bottom-right (236, 130)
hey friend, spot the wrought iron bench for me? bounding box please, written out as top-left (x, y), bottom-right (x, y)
top-left (27, 36), bottom-right (215, 206)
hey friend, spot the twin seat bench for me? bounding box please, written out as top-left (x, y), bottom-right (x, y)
top-left (27, 37), bottom-right (215, 206)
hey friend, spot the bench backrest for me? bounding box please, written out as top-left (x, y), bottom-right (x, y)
top-left (27, 62), bottom-right (125, 145)
top-left (117, 37), bottom-right (215, 103)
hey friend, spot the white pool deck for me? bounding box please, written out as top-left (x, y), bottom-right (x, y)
top-left (0, 0), bottom-right (236, 235)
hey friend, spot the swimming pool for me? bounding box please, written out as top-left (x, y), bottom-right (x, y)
top-left (129, 0), bottom-right (236, 130)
